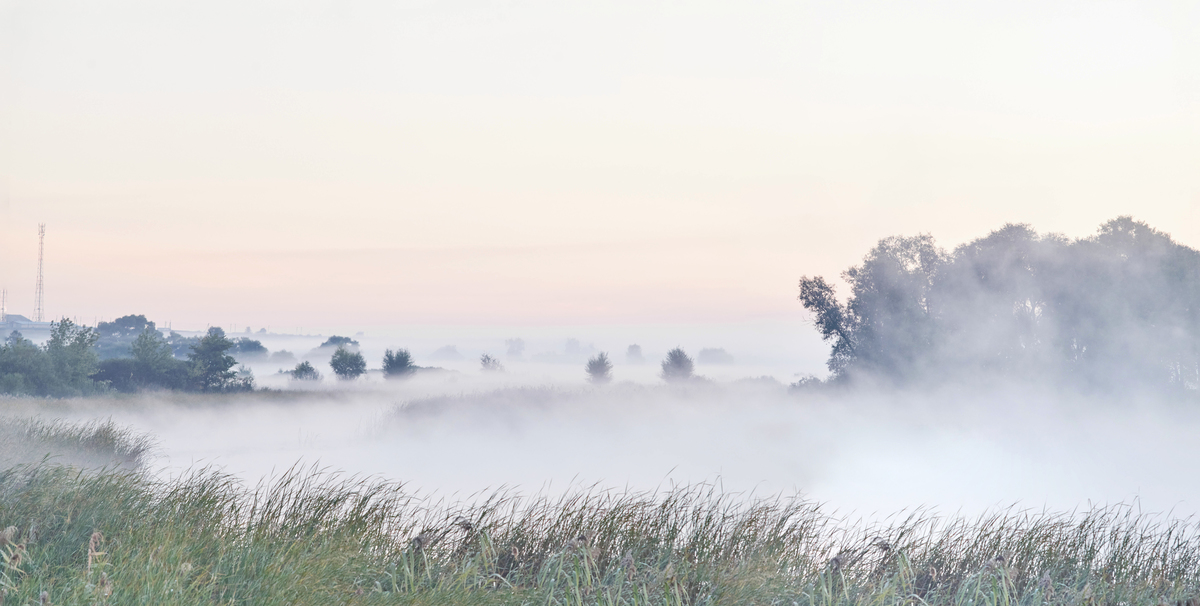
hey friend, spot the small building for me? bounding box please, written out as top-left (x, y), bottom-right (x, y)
top-left (0, 314), bottom-right (53, 334)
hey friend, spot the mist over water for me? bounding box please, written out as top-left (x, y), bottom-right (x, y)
top-left (11, 343), bottom-right (1198, 521)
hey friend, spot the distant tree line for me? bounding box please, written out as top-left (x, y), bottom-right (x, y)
top-left (0, 322), bottom-right (254, 396)
top-left (799, 217), bottom-right (1200, 390)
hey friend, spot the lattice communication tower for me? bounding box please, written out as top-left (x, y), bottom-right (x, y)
top-left (34, 224), bottom-right (45, 323)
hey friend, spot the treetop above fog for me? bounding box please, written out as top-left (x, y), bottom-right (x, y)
top-left (799, 216), bottom-right (1200, 389)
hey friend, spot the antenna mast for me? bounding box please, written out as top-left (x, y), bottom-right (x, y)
top-left (34, 224), bottom-right (45, 323)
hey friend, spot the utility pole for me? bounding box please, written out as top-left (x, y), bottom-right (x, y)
top-left (33, 224), bottom-right (45, 323)
top-left (1, 288), bottom-right (6, 323)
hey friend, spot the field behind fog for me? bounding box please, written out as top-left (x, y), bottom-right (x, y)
top-left (228, 319), bottom-right (830, 389)
top-left (7, 374), bottom-right (1199, 521)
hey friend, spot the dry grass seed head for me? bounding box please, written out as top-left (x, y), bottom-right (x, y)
top-left (0, 527), bottom-right (14, 547)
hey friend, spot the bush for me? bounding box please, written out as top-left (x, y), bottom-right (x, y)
top-left (660, 347), bottom-right (694, 382)
top-left (382, 349), bottom-right (415, 378)
top-left (480, 354), bottom-right (504, 372)
top-left (585, 352), bottom-right (613, 384)
top-left (330, 346), bottom-right (366, 380)
top-left (290, 361), bottom-right (321, 381)
top-left (625, 344), bottom-right (645, 364)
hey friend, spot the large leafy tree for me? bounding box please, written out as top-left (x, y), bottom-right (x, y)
top-left (798, 217), bottom-right (1200, 389)
top-left (45, 318), bottom-right (101, 394)
top-left (188, 327), bottom-right (240, 392)
top-left (330, 346), bottom-right (367, 380)
top-left (0, 331), bottom-right (58, 395)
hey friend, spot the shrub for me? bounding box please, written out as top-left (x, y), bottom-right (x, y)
top-left (480, 354), bottom-right (504, 372)
top-left (660, 347), bottom-right (694, 382)
top-left (290, 361), bottom-right (321, 381)
top-left (382, 349), bottom-right (415, 378)
top-left (585, 352), bottom-right (613, 384)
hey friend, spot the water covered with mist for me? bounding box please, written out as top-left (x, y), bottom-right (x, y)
top-left (9, 319), bottom-right (1198, 521)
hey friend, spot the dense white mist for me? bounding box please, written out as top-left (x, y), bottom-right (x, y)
top-left (8, 372), bottom-right (1198, 521)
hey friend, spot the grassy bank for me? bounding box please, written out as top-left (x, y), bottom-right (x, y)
top-left (0, 418), bottom-right (1197, 605)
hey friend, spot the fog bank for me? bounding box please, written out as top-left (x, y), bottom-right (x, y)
top-left (8, 377), bottom-right (1197, 520)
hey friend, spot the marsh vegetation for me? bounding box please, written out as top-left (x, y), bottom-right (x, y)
top-left (0, 418), bottom-right (1197, 605)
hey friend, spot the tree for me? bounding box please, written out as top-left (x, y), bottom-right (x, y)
top-left (480, 354), bottom-right (504, 372)
top-left (585, 352), bottom-right (612, 384)
top-left (330, 346), bottom-right (366, 380)
top-left (96, 314), bottom-right (155, 338)
top-left (291, 361), bottom-right (322, 381)
top-left (131, 327), bottom-right (175, 372)
top-left (45, 318), bottom-right (101, 394)
top-left (382, 349), bottom-right (415, 378)
top-left (320, 336), bottom-right (359, 349)
top-left (0, 331), bottom-right (57, 395)
top-left (188, 327), bottom-right (240, 392)
top-left (798, 276), bottom-right (856, 377)
top-left (96, 326), bottom-right (189, 392)
top-left (230, 338), bottom-right (269, 361)
top-left (798, 216), bottom-right (1200, 389)
top-left (660, 348), bottom-right (694, 382)
top-left (625, 344), bottom-right (644, 364)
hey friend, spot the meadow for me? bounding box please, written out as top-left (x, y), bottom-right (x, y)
top-left (1, 416), bottom-right (1198, 606)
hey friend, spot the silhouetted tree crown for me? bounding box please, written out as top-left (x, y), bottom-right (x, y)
top-left (661, 348), bottom-right (694, 382)
top-left (586, 352), bottom-right (613, 384)
top-left (480, 354), bottom-right (504, 372)
top-left (291, 361), bottom-right (322, 381)
top-left (799, 217), bottom-right (1200, 389)
top-left (187, 327), bottom-right (250, 392)
top-left (382, 348), bottom-right (415, 378)
top-left (330, 346), bottom-right (367, 380)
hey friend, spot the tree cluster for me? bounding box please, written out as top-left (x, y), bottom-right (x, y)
top-left (0, 322), bottom-right (255, 396)
top-left (799, 217), bottom-right (1200, 389)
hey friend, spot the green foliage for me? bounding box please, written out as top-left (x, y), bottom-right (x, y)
top-left (800, 217), bottom-right (1200, 388)
top-left (382, 348), bottom-right (415, 378)
top-left (0, 320), bottom-right (103, 397)
top-left (95, 314), bottom-right (155, 338)
top-left (94, 314), bottom-right (158, 360)
top-left (45, 318), bottom-right (101, 392)
top-left (585, 352), bottom-right (612, 384)
top-left (660, 347), bottom-right (694, 382)
top-left (165, 331), bottom-right (200, 359)
top-left (330, 346), bottom-right (367, 380)
top-left (187, 327), bottom-right (251, 393)
top-left (290, 360), bottom-right (321, 381)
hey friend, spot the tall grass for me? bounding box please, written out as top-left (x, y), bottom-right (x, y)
top-left (0, 456), bottom-right (1197, 606)
top-left (0, 417), bottom-right (155, 471)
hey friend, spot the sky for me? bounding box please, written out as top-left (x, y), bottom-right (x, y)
top-left (2, 0), bottom-right (1199, 328)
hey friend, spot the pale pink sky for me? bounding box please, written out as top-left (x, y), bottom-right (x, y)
top-left (2, 1), bottom-right (1198, 328)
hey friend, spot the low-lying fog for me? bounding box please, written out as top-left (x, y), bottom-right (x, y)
top-left (9, 318), bottom-right (1198, 521)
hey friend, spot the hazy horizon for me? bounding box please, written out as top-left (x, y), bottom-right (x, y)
top-left (3, 0), bottom-right (1199, 327)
